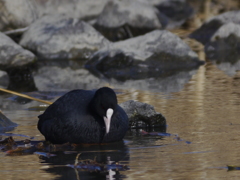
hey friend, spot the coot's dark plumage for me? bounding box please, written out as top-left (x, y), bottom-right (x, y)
top-left (37, 87), bottom-right (129, 144)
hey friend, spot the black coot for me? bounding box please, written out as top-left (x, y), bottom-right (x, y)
top-left (37, 87), bottom-right (129, 144)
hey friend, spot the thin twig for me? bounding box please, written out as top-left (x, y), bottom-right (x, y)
top-left (74, 168), bottom-right (80, 180)
top-left (0, 87), bottom-right (52, 105)
top-left (3, 27), bottom-right (29, 35)
top-left (75, 153), bottom-right (81, 166)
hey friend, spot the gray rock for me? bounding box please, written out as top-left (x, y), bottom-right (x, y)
top-left (210, 22), bottom-right (240, 40)
top-left (142, 0), bottom-right (166, 6)
top-left (0, 0), bottom-right (37, 31)
top-left (20, 15), bottom-right (110, 60)
top-left (0, 32), bottom-right (36, 70)
top-left (189, 10), bottom-right (240, 45)
top-left (94, 0), bottom-right (165, 41)
top-left (206, 25), bottom-right (240, 76)
top-left (0, 111), bottom-right (17, 132)
top-left (34, 0), bottom-right (108, 21)
top-left (205, 23), bottom-right (240, 62)
top-left (0, 0), bottom-right (108, 31)
top-left (120, 100), bottom-right (166, 128)
top-left (96, 0), bottom-right (161, 29)
top-left (155, 0), bottom-right (194, 29)
top-left (90, 30), bottom-right (200, 62)
top-left (86, 30), bottom-right (204, 80)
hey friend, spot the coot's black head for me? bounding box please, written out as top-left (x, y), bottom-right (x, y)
top-left (90, 87), bottom-right (118, 134)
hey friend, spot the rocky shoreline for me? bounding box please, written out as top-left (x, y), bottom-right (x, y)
top-left (1, 0), bottom-right (239, 129)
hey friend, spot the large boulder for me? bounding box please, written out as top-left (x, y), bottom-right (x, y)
top-left (0, 32), bottom-right (36, 70)
top-left (93, 0), bottom-right (166, 41)
top-left (120, 100), bottom-right (166, 128)
top-left (0, 32), bottom-right (36, 92)
top-left (189, 10), bottom-right (240, 45)
top-left (0, 0), bottom-right (37, 31)
top-left (0, 0), bottom-right (108, 31)
top-left (34, 0), bottom-right (108, 21)
top-left (20, 15), bottom-right (110, 61)
top-left (86, 30), bottom-right (204, 80)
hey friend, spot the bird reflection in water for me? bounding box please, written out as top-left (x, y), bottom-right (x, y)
top-left (38, 140), bottom-right (129, 180)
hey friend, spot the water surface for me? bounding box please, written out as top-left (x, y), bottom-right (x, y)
top-left (0, 60), bottom-right (240, 179)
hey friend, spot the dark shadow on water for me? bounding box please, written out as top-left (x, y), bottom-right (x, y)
top-left (125, 126), bottom-right (167, 147)
top-left (39, 141), bottom-right (129, 180)
top-left (5, 65), bottom-right (37, 92)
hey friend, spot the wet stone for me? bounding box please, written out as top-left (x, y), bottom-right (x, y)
top-left (0, 0), bottom-right (109, 31)
top-left (93, 0), bottom-right (164, 41)
top-left (120, 100), bottom-right (166, 128)
top-left (20, 15), bottom-right (110, 61)
top-left (0, 0), bottom-right (37, 31)
top-left (0, 32), bottom-right (36, 70)
top-left (86, 30), bottom-right (204, 80)
top-left (34, 0), bottom-right (108, 21)
top-left (189, 10), bottom-right (240, 45)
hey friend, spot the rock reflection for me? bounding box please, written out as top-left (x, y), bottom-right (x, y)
top-left (39, 141), bottom-right (129, 180)
top-left (0, 59), bottom-right (200, 94)
top-left (4, 66), bottom-right (37, 92)
top-left (33, 60), bottom-right (198, 93)
top-left (212, 59), bottom-right (240, 77)
top-left (205, 39), bottom-right (240, 76)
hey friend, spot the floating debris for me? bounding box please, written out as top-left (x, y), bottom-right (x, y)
top-left (0, 137), bottom-right (45, 155)
top-left (173, 136), bottom-right (191, 144)
top-left (6, 146), bottom-right (35, 155)
top-left (227, 165), bottom-right (240, 171)
top-left (0, 136), bottom-right (15, 145)
top-left (67, 161), bottom-right (128, 172)
top-left (0, 136), bottom-right (129, 173)
top-left (66, 153), bottom-right (129, 172)
top-left (34, 151), bottom-right (57, 158)
top-left (0, 136), bottom-right (16, 151)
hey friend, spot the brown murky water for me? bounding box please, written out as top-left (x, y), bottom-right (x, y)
top-left (1, 60), bottom-right (240, 179)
